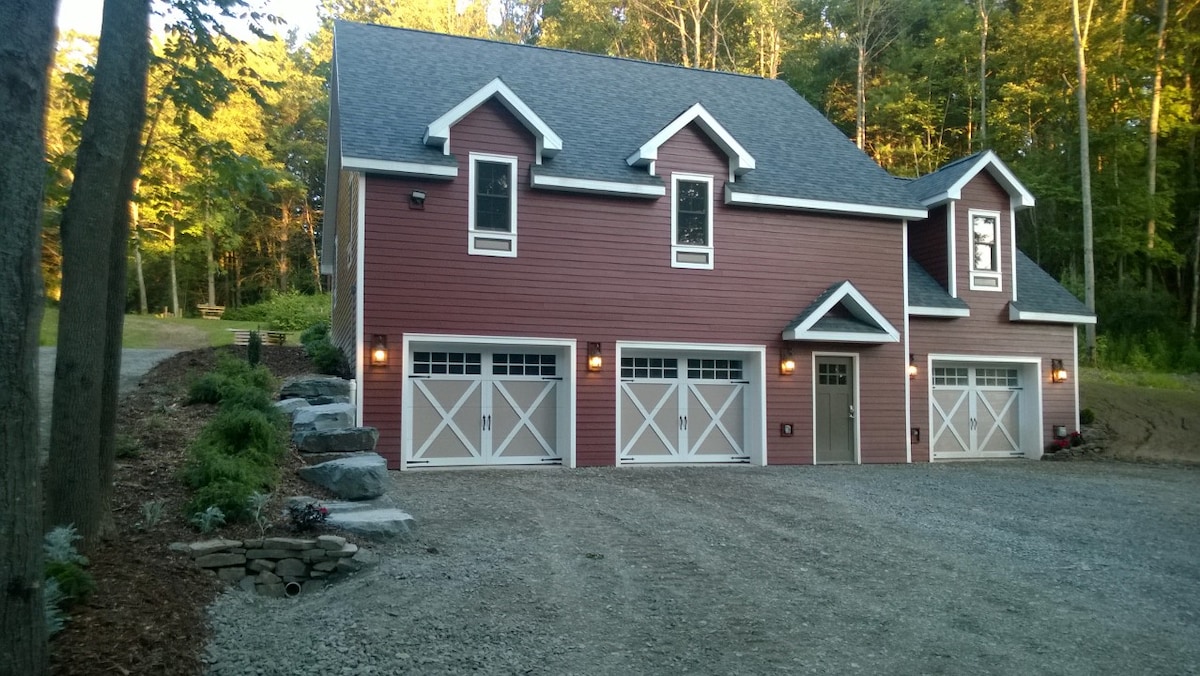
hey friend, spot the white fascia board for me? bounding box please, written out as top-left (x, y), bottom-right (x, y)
top-left (530, 172), bottom-right (665, 197)
top-left (922, 151), bottom-right (1036, 208)
top-left (783, 329), bottom-right (900, 343)
top-left (423, 77), bottom-right (562, 159)
top-left (342, 156), bottom-right (458, 179)
top-left (626, 102), bottom-right (756, 176)
top-left (784, 280), bottom-right (901, 342)
top-left (908, 306), bottom-right (970, 317)
top-left (726, 187), bottom-right (926, 220)
top-left (1008, 305), bottom-right (1097, 325)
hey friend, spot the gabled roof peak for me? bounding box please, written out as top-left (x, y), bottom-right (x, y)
top-left (783, 280), bottom-right (900, 343)
top-left (423, 76), bottom-right (562, 161)
top-left (908, 150), bottom-right (1034, 208)
top-left (626, 102), bottom-right (756, 178)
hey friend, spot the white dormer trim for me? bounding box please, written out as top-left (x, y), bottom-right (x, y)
top-left (626, 103), bottom-right (756, 179)
top-left (726, 186), bottom-right (926, 220)
top-left (1009, 305), bottom-right (1096, 325)
top-left (424, 77), bottom-right (562, 163)
top-left (920, 150), bottom-right (1035, 209)
top-left (783, 281), bottom-right (901, 343)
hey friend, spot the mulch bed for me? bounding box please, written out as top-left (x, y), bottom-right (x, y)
top-left (49, 346), bottom-right (330, 676)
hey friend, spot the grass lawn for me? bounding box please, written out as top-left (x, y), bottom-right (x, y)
top-left (40, 307), bottom-right (296, 349)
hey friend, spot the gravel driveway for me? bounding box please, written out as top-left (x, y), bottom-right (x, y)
top-left (205, 463), bottom-right (1200, 675)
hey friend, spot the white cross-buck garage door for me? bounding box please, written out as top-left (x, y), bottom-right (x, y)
top-left (930, 362), bottom-right (1032, 460)
top-left (619, 354), bottom-right (753, 464)
top-left (406, 347), bottom-right (567, 467)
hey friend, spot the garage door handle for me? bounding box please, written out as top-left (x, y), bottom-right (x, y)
top-left (679, 416), bottom-right (688, 430)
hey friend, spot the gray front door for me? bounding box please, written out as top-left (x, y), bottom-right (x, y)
top-left (814, 356), bottom-right (856, 463)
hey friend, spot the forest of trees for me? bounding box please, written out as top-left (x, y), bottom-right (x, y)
top-left (42, 0), bottom-right (1200, 369)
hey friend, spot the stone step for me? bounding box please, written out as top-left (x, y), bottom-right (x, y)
top-left (291, 402), bottom-right (356, 436)
top-left (279, 375), bottom-right (352, 403)
top-left (325, 504), bottom-right (416, 542)
top-left (294, 427), bottom-right (378, 454)
top-left (298, 453), bottom-right (388, 501)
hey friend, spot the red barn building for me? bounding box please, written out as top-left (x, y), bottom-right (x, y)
top-left (323, 23), bottom-right (1094, 470)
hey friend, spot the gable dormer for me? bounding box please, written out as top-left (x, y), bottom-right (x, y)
top-left (906, 151), bottom-right (1034, 302)
top-left (424, 77), bottom-right (562, 164)
top-left (626, 103), bottom-right (755, 182)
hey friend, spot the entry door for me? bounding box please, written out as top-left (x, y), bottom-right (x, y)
top-left (619, 356), bottom-right (749, 463)
top-left (931, 365), bottom-right (1022, 458)
top-left (814, 356), bottom-right (856, 463)
top-left (409, 349), bottom-right (562, 466)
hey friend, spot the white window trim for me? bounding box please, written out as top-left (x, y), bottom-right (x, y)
top-left (671, 173), bottom-right (714, 270)
top-left (968, 208), bottom-right (1002, 291)
top-left (468, 152), bottom-right (518, 258)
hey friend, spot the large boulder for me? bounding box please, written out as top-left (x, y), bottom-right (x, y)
top-left (295, 427), bottom-right (378, 453)
top-left (325, 503), bottom-right (417, 541)
top-left (279, 375), bottom-right (351, 402)
top-left (297, 453), bottom-right (388, 500)
top-left (291, 403), bottom-right (355, 435)
top-left (274, 398), bottom-right (311, 415)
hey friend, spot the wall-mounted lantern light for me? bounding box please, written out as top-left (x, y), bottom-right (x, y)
top-left (1050, 358), bottom-right (1067, 383)
top-left (780, 347), bottom-right (796, 375)
top-left (370, 334), bottom-right (388, 366)
top-left (587, 342), bottom-right (603, 372)
top-left (410, 190), bottom-right (427, 208)
top-left (908, 354), bottom-right (918, 380)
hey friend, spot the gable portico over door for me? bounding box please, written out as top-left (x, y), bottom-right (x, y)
top-left (813, 353), bottom-right (859, 464)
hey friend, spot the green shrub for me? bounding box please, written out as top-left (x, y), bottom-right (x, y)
top-left (305, 337), bottom-right (350, 377)
top-left (189, 482), bottom-right (256, 522)
top-left (189, 505), bottom-right (227, 534)
top-left (247, 330), bottom-right (262, 366)
top-left (181, 441), bottom-right (277, 490)
top-left (223, 291), bottom-right (330, 331)
top-left (43, 526), bottom-right (93, 609)
top-left (115, 433), bottom-right (142, 459)
top-left (197, 408), bottom-right (285, 465)
top-left (215, 355), bottom-right (276, 392)
top-left (218, 383), bottom-right (278, 416)
top-left (1079, 408), bottom-right (1095, 425)
top-left (300, 321), bottom-right (329, 347)
top-left (45, 578), bottom-right (66, 636)
top-left (188, 356), bottom-right (277, 406)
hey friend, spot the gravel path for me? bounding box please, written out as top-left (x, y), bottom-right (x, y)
top-left (205, 463), bottom-right (1200, 675)
top-left (38, 347), bottom-right (179, 452)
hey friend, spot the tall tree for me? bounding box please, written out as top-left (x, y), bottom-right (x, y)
top-left (1071, 0), bottom-right (1097, 363)
top-left (0, 0), bottom-right (57, 673)
top-left (46, 0), bottom-right (153, 543)
top-left (1146, 0), bottom-right (1169, 290)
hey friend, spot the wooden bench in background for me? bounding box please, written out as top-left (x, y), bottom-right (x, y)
top-left (228, 329), bottom-right (288, 346)
top-left (197, 304), bottom-right (226, 319)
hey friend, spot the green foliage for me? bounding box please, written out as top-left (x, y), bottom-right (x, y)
top-left (248, 491), bottom-right (272, 537)
top-left (247, 329), bottom-right (262, 366)
top-left (190, 506), bottom-right (227, 534)
top-left (299, 320), bottom-right (329, 347)
top-left (45, 578), bottom-right (66, 636)
top-left (187, 355), bottom-right (278, 405)
top-left (44, 526), bottom-right (93, 610)
top-left (139, 499), bottom-right (168, 530)
top-left (223, 292), bottom-right (331, 331)
top-left (300, 320), bottom-right (349, 376)
top-left (1079, 408), bottom-right (1095, 426)
top-left (115, 433), bottom-right (142, 459)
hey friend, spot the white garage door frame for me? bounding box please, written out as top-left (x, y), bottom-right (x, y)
top-left (400, 333), bottom-right (577, 470)
top-left (614, 341), bottom-right (767, 466)
top-left (926, 354), bottom-right (1042, 461)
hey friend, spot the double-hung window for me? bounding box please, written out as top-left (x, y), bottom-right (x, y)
top-left (672, 173), bottom-right (714, 269)
top-left (968, 209), bottom-right (1002, 290)
top-left (469, 153), bottom-right (518, 257)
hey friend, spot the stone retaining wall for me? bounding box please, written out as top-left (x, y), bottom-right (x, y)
top-left (172, 535), bottom-right (373, 597)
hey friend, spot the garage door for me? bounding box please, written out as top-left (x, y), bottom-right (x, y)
top-left (619, 355), bottom-right (750, 464)
top-left (930, 364), bottom-right (1024, 459)
top-left (408, 348), bottom-right (564, 466)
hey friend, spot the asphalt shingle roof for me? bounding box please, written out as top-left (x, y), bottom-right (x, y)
top-left (907, 258), bottom-right (969, 310)
top-left (1013, 250), bottom-right (1093, 317)
top-left (906, 152), bottom-right (984, 204)
top-left (333, 22), bottom-right (924, 212)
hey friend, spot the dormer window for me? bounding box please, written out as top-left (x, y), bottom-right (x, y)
top-left (672, 173), bottom-right (713, 269)
top-left (969, 209), bottom-right (1002, 290)
top-left (469, 153), bottom-right (517, 257)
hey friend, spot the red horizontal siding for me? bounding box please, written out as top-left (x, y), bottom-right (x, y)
top-left (360, 100), bottom-right (910, 468)
top-left (910, 204), bottom-right (948, 289)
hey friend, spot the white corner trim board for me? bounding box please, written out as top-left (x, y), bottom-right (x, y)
top-left (627, 103), bottom-right (756, 177)
top-left (423, 77), bottom-right (562, 160)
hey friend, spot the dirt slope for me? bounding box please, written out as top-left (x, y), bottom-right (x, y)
top-left (1081, 377), bottom-right (1200, 465)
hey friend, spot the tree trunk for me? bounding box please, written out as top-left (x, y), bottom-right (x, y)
top-left (206, 227), bottom-right (217, 307)
top-left (1191, 211), bottom-right (1199, 338)
top-left (1146, 0), bottom-right (1168, 291)
top-left (977, 0), bottom-right (989, 148)
top-left (133, 227), bottom-right (148, 314)
top-left (1072, 0), bottom-right (1097, 364)
top-left (306, 203), bottom-right (322, 292)
top-left (46, 0), bottom-right (151, 546)
top-left (0, 1), bottom-right (57, 672)
top-left (169, 224), bottom-right (179, 317)
top-left (856, 41), bottom-right (867, 149)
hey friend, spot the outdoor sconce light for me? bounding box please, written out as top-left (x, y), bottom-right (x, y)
top-left (587, 342), bottom-right (603, 372)
top-left (1050, 358), bottom-right (1067, 383)
top-left (780, 347), bottom-right (796, 376)
top-left (410, 190), bottom-right (426, 208)
top-left (370, 334), bottom-right (388, 366)
top-left (908, 354), bottom-right (918, 380)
